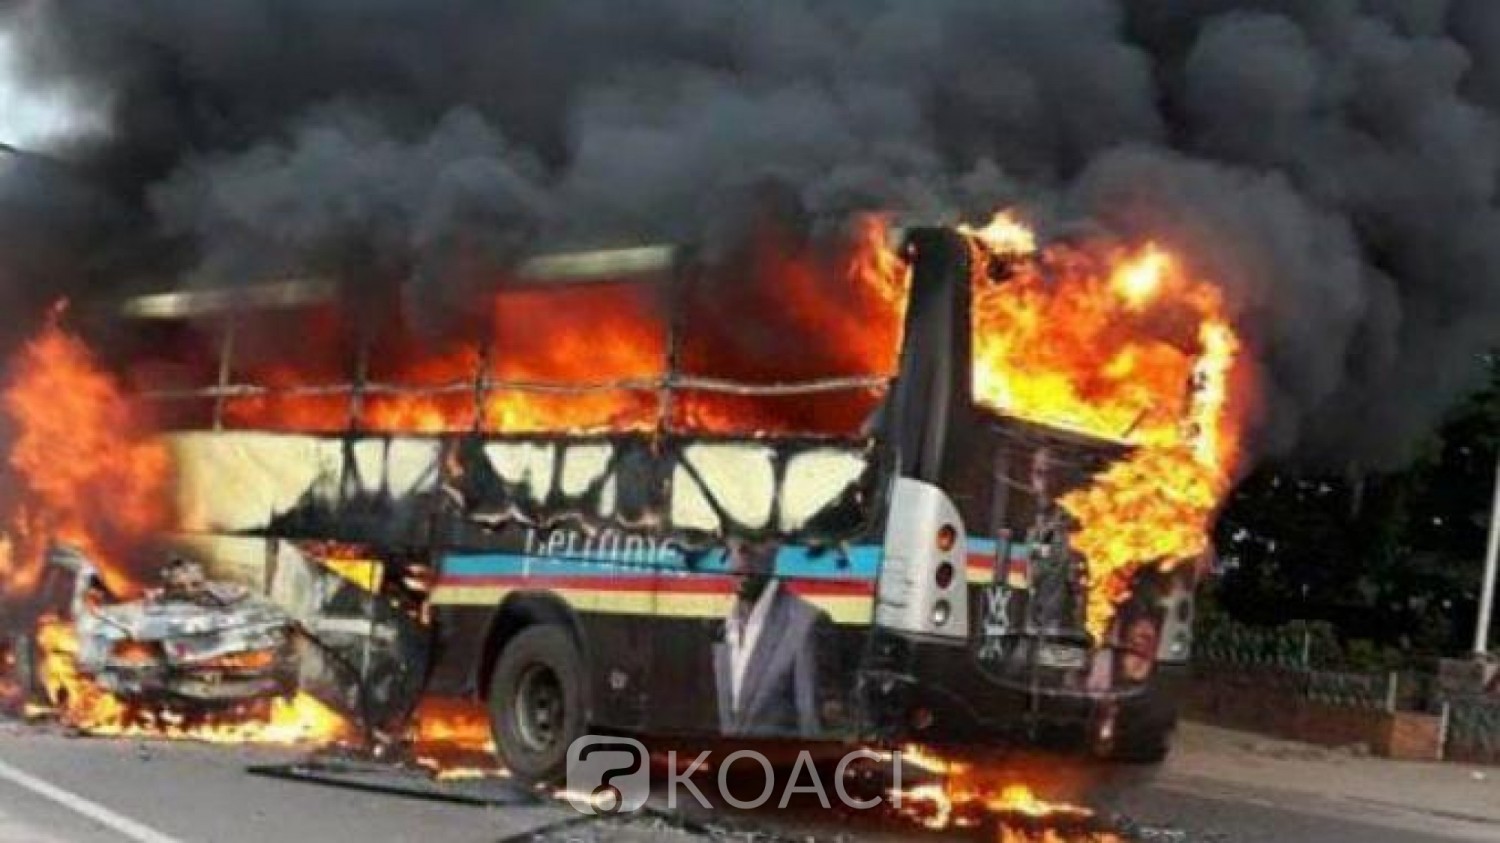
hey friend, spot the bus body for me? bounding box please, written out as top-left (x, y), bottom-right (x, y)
top-left (103, 227), bottom-right (1195, 778)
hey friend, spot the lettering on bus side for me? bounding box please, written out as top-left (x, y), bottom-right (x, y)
top-left (522, 526), bottom-right (680, 566)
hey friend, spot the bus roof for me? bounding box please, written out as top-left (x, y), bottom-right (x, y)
top-left (117, 244), bottom-right (678, 319)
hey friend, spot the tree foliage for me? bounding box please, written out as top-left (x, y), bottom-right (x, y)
top-left (1213, 354), bottom-right (1499, 656)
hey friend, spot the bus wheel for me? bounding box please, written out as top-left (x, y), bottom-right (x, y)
top-left (487, 625), bottom-right (586, 784)
top-left (1104, 685), bottom-right (1177, 765)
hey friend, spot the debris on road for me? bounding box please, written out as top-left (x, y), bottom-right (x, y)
top-left (247, 753), bottom-right (537, 808)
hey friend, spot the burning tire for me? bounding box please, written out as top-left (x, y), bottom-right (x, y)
top-left (487, 624), bottom-right (587, 783)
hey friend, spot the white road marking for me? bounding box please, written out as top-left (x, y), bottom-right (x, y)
top-left (0, 756), bottom-right (185, 843)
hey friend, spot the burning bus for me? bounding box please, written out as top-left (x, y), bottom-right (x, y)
top-left (6, 212), bottom-right (1241, 780)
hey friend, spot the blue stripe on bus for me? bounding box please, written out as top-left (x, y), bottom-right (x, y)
top-left (442, 545), bottom-right (886, 580)
top-left (439, 536), bottom-right (1027, 582)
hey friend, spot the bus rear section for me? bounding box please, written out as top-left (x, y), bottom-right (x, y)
top-left (858, 424), bottom-right (1195, 763)
top-left (853, 226), bottom-right (1198, 764)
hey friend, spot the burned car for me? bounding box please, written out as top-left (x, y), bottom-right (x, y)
top-left (49, 545), bottom-right (299, 706)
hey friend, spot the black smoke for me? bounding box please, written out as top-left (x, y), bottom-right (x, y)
top-left (0, 0), bottom-right (1498, 467)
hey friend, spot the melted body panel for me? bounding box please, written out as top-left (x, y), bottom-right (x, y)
top-left (52, 547), bottom-right (298, 706)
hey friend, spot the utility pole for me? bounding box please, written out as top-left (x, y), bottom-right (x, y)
top-left (1475, 451), bottom-right (1500, 656)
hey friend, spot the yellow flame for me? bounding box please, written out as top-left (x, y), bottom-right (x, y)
top-left (1111, 244), bottom-right (1169, 310)
top-left (35, 616), bottom-right (352, 745)
top-left (889, 748), bottom-right (1107, 838)
top-left (959, 210), bottom-right (1037, 257)
top-left (964, 209), bottom-right (1246, 639)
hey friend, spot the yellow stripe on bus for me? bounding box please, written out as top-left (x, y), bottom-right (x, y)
top-left (431, 585), bottom-right (873, 624)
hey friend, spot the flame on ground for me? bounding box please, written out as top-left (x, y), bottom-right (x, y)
top-left (408, 696), bottom-right (493, 748)
top-left (964, 211), bottom-right (1248, 638)
top-left (892, 747), bottom-right (1122, 842)
top-left (408, 696), bottom-right (505, 779)
top-left (32, 616), bottom-right (352, 744)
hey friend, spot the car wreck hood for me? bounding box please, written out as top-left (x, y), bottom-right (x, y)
top-left (90, 596), bottom-right (291, 641)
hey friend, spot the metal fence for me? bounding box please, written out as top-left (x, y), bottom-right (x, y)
top-left (1196, 620), bottom-right (1411, 710)
top-left (1304, 669), bottom-right (1400, 711)
top-left (1442, 693), bottom-right (1500, 762)
top-left (1193, 660), bottom-right (1398, 711)
top-left (1195, 621), bottom-right (1500, 759)
top-left (1195, 620), bottom-right (1343, 671)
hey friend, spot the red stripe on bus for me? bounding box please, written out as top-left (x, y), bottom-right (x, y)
top-left (966, 553), bottom-right (995, 571)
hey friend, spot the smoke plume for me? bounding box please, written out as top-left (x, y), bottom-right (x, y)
top-left (1, 0), bottom-right (1498, 466)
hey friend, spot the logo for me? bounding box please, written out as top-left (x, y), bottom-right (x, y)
top-left (565, 736), bottom-right (902, 815)
top-left (977, 584), bottom-right (1013, 661)
top-left (983, 584), bottom-right (1013, 636)
top-left (565, 736), bottom-right (649, 814)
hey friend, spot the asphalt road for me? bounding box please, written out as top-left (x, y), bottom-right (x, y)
top-left (0, 725), bottom-right (1494, 843)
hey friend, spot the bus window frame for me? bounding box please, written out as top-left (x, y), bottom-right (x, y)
top-left (124, 270), bottom-right (898, 440)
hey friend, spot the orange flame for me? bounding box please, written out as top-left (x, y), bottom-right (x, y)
top-left (408, 696), bottom-right (493, 749)
top-left (33, 616), bottom-right (352, 744)
top-left (966, 212), bottom-right (1246, 638)
top-left (892, 746), bottom-right (1119, 841)
top-left (218, 221), bottom-right (908, 438)
top-left (0, 312), bottom-right (348, 747)
top-left (408, 696), bottom-right (503, 778)
top-left (1, 307), bottom-right (173, 598)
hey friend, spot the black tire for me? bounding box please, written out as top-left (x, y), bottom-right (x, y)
top-left (1105, 685), bottom-right (1178, 765)
top-left (10, 633), bottom-right (43, 704)
top-left (487, 625), bottom-right (587, 784)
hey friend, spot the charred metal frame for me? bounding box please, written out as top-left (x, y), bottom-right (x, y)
top-left (140, 366), bottom-right (893, 431)
top-left (131, 268), bottom-right (894, 439)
